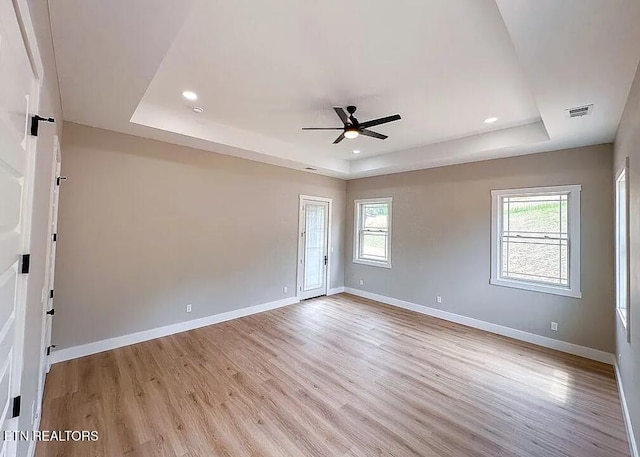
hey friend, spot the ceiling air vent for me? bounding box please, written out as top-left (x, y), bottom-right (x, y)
top-left (566, 104), bottom-right (593, 118)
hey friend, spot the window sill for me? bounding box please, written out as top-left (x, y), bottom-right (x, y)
top-left (490, 277), bottom-right (582, 299)
top-left (353, 258), bottom-right (392, 269)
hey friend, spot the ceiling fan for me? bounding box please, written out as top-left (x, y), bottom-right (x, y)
top-left (302, 106), bottom-right (401, 144)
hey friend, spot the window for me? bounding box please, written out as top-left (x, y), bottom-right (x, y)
top-left (354, 198), bottom-right (392, 268)
top-left (490, 185), bottom-right (581, 298)
top-left (615, 162), bottom-right (629, 333)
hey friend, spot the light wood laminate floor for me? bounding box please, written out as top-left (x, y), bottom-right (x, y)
top-left (37, 294), bottom-right (630, 457)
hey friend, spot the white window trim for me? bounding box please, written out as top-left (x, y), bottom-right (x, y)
top-left (353, 197), bottom-right (392, 268)
top-left (615, 159), bottom-right (631, 340)
top-left (490, 185), bottom-right (582, 298)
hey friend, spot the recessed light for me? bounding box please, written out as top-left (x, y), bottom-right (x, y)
top-left (191, 106), bottom-right (204, 114)
top-left (484, 117), bottom-right (498, 124)
top-left (353, 150), bottom-right (361, 154)
top-left (182, 90), bottom-right (198, 101)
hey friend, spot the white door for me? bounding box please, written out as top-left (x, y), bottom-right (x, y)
top-left (34, 137), bottom-right (60, 427)
top-left (0, 0), bottom-right (41, 452)
top-left (298, 196), bottom-right (331, 300)
top-left (43, 144), bottom-right (61, 374)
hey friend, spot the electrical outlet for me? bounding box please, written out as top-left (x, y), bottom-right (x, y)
top-left (436, 296), bottom-right (442, 304)
top-left (359, 279), bottom-right (364, 286)
top-left (186, 304), bottom-right (192, 313)
top-left (551, 322), bottom-right (558, 331)
top-left (283, 286), bottom-right (288, 294)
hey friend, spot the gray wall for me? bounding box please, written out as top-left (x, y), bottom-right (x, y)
top-left (20, 2), bottom-right (63, 456)
top-left (53, 122), bottom-right (346, 349)
top-left (345, 144), bottom-right (614, 353)
top-left (614, 61), bottom-right (640, 451)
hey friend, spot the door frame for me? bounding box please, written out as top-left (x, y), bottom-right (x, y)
top-left (34, 135), bottom-right (61, 423)
top-left (296, 195), bottom-right (332, 300)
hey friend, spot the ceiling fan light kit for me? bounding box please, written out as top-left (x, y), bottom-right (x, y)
top-left (302, 105), bottom-right (401, 144)
top-left (344, 128), bottom-right (359, 139)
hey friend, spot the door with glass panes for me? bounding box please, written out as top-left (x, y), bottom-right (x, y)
top-left (298, 197), bottom-right (330, 300)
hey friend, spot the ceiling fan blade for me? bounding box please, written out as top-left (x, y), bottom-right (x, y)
top-left (301, 127), bottom-right (343, 130)
top-left (359, 129), bottom-right (388, 140)
top-left (333, 107), bottom-right (349, 125)
top-left (359, 114), bottom-right (401, 129)
top-left (333, 132), bottom-right (346, 144)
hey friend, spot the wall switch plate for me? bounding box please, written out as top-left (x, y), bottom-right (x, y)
top-left (359, 279), bottom-right (364, 286)
top-left (551, 322), bottom-right (558, 331)
top-left (436, 296), bottom-right (442, 304)
top-left (283, 286), bottom-right (288, 294)
top-left (186, 304), bottom-right (192, 313)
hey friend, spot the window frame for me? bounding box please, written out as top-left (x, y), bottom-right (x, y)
top-left (615, 159), bottom-right (630, 339)
top-left (490, 185), bottom-right (582, 298)
top-left (353, 197), bottom-right (392, 268)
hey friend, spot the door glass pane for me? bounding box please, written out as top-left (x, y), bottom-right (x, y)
top-left (617, 174), bottom-right (627, 318)
top-left (304, 204), bottom-right (326, 291)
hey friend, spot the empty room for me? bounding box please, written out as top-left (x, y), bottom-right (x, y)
top-left (1, 0), bottom-right (640, 456)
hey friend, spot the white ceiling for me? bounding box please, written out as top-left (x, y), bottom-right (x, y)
top-left (49, 0), bottom-right (640, 178)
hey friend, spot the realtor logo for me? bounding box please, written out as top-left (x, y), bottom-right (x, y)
top-left (3, 431), bottom-right (99, 442)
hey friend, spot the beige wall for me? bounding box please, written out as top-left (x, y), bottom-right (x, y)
top-left (345, 144), bottom-right (615, 352)
top-left (614, 61), bottom-right (640, 451)
top-left (53, 122), bottom-right (346, 349)
top-left (55, 125), bottom-right (616, 355)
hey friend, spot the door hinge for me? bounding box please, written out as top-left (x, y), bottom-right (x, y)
top-left (20, 254), bottom-right (30, 274)
top-left (49, 289), bottom-right (54, 299)
top-left (46, 308), bottom-right (55, 316)
top-left (56, 176), bottom-right (67, 186)
top-left (30, 115), bottom-right (55, 137)
top-left (324, 255), bottom-right (328, 266)
top-left (11, 396), bottom-right (21, 418)
top-left (46, 345), bottom-right (56, 356)
top-left (52, 233), bottom-right (57, 242)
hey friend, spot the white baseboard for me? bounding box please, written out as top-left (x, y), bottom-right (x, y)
top-left (615, 362), bottom-right (639, 457)
top-left (344, 288), bottom-right (614, 365)
top-left (51, 296), bottom-right (300, 364)
top-left (328, 286), bottom-right (345, 295)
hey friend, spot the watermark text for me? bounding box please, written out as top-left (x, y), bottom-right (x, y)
top-left (4, 430), bottom-right (98, 442)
